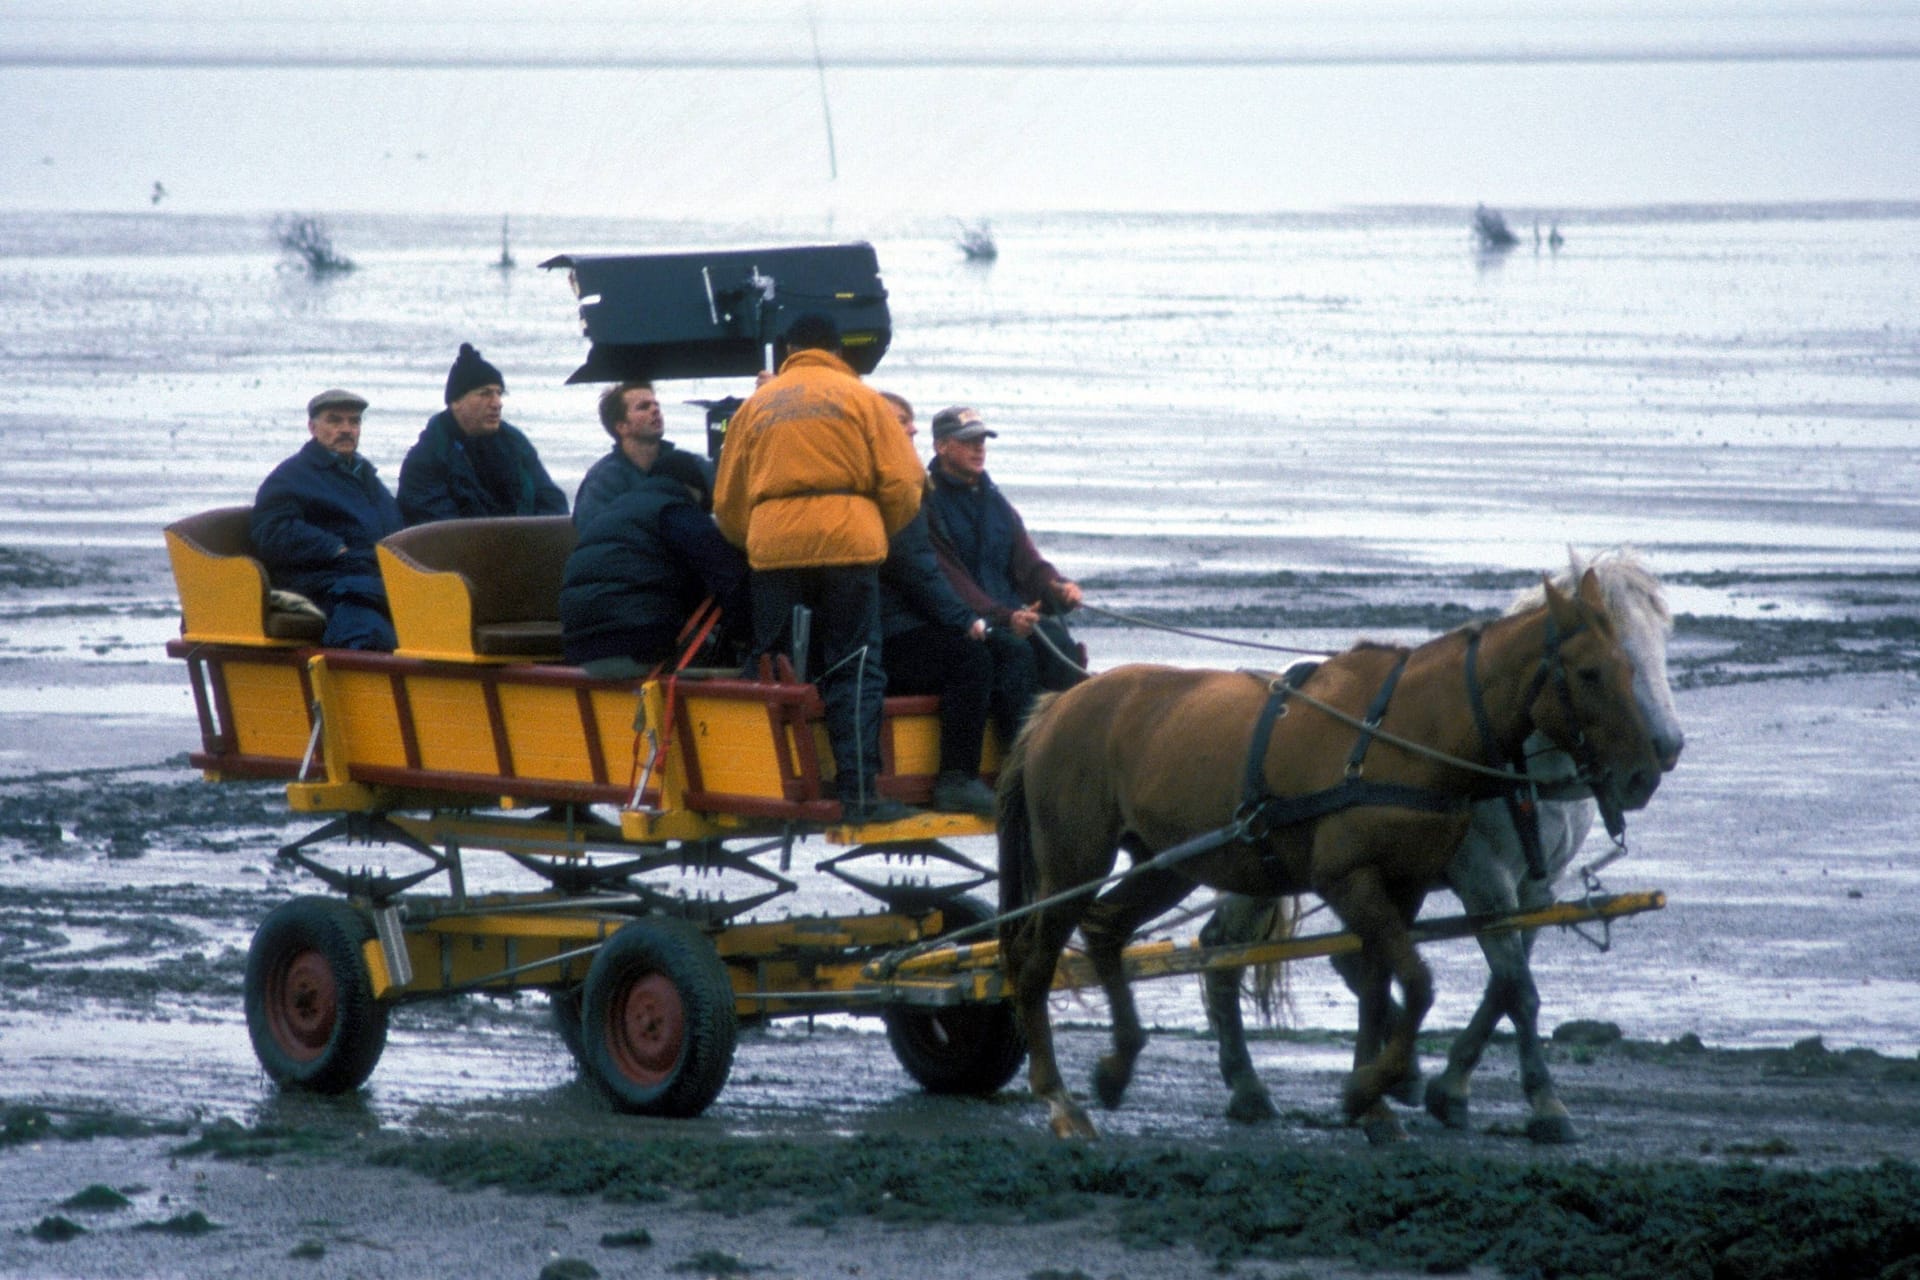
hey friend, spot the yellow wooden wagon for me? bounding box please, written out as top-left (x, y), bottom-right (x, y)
top-left (166, 504), bottom-right (1028, 1114)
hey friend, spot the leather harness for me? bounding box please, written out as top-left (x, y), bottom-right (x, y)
top-left (1233, 611), bottom-right (1617, 883)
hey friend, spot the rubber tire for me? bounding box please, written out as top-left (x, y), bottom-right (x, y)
top-left (551, 984), bottom-right (586, 1066)
top-left (580, 916), bottom-right (736, 1117)
top-left (243, 896), bottom-right (389, 1094)
top-left (883, 895), bottom-right (1027, 1096)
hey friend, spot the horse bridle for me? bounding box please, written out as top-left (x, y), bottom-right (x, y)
top-left (1464, 609), bottom-right (1629, 880)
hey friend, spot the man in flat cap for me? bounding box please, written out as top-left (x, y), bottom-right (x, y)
top-left (250, 388), bottom-right (405, 649)
top-left (922, 405), bottom-right (1086, 731)
top-left (398, 342), bottom-right (568, 525)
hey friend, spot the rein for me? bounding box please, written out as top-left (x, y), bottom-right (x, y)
top-left (1077, 601), bottom-right (1334, 658)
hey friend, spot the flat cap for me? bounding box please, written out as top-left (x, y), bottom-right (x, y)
top-left (307, 388), bottom-right (369, 416)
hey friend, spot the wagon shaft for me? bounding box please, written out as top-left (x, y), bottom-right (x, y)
top-left (868, 891), bottom-right (1667, 1006)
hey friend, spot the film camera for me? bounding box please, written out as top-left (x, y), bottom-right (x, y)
top-left (542, 243), bottom-right (891, 459)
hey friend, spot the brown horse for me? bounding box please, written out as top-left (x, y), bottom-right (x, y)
top-left (995, 570), bottom-right (1665, 1140)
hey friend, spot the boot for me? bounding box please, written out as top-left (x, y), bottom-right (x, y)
top-left (840, 779), bottom-right (916, 825)
top-left (932, 771), bottom-right (996, 818)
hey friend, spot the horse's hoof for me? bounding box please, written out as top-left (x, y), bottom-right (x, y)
top-left (1424, 1084), bottom-right (1472, 1130)
top-left (1226, 1085), bottom-right (1278, 1125)
top-left (1046, 1094), bottom-right (1100, 1140)
top-left (1389, 1069), bottom-right (1425, 1109)
top-left (1526, 1114), bottom-right (1580, 1145)
top-left (1361, 1112), bottom-right (1409, 1145)
top-left (1049, 1111), bottom-right (1100, 1140)
top-left (1091, 1056), bottom-right (1130, 1110)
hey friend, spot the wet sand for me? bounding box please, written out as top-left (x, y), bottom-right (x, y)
top-left (2, 561), bottom-right (1918, 1277)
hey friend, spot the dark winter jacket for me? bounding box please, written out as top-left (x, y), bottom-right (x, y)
top-left (560, 476), bottom-right (749, 667)
top-left (573, 440), bottom-right (714, 531)
top-left (397, 410), bottom-right (568, 525)
top-left (922, 461), bottom-right (1068, 627)
top-left (250, 440), bottom-right (404, 602)
top-left (879, 511), bottom-right (979, 641)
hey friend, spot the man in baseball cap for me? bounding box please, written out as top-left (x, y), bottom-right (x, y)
top-left (250, 387), bottom-right (404, 649)
top-left (922, 404), bottom-right (1087, 739)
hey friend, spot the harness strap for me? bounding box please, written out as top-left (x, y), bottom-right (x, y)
top-left (1254, 777), bottom-right (1466, 832)
top-left (1240, 661), bottom-right (1316, 811)
top-left (1345, 654), bottom-right (1407, 776)
top-left (1466, 626), bottom-right (1550, 882)
top-left (1236, 655), bottom-right (1461, 847)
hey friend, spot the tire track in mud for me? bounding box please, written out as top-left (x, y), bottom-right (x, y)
top-left (0, 883), bottom-right (257, 1011)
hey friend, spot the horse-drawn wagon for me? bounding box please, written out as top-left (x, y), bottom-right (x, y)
top-left (163, 502), bottom-right (1667, 1126)
top-left (161, 243), bottom-right (1673, 1135)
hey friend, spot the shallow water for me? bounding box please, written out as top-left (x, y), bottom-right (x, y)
top-left (3, 205), bottom-right (1917, 569)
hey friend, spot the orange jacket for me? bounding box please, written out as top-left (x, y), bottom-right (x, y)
top-left (712, 349), bottom-right (923, 570)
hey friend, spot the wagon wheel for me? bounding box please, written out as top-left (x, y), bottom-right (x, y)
top-left (243, 896), bottom-right (389, 1094)
top-left (580, 916), bottom-right (736, 1117)
top-left (550, 984), bottom-right (586, 1066)
top-left (884, 895), bottom-right (1026, 1096)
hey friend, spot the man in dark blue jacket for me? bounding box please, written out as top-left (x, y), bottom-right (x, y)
top-left (574, 379), bottom-right (714, 530)
top-left (875, 393), bottom-right (996, 817)
top-left (559, 449), bottom-right (749, 678)
top-left (250, 388), bottom-right (404, 650)
top-left (922, 405), bottom-right (1087, 705)
top-left (398, 343), bottom-right (568, 524)
top-left (880, 512), bottom-right (996, 816)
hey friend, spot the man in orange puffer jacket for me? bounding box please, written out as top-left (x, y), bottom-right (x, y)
top-left (713, 313), bottom-right (925, 823)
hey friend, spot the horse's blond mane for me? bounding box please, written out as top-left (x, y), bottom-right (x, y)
top-left (1506, 545), bottom-right (1671, 632)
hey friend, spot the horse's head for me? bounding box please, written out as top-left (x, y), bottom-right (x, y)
top-left (1533, 569), bottom-right (1667, 813)
top-left (1559, 546), bottom-right (1685, 774)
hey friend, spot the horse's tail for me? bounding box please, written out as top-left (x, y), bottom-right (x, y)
top-left (995, 690), bottom-right (1059, 920)
top-left (1201, 893), bottom-right (1304, 1027)
top-left (1249, 896), bottom-right (1305, 1025)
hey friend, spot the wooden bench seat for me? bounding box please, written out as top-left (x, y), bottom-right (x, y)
top-left (377, 516), bottom-right (574, 663)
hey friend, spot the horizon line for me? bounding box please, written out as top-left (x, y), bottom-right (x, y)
top-left (7, 44), bottom-right (1920, 71)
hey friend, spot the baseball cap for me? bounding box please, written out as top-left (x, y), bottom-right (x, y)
top-left (929, 405), bottom-right (996, 442)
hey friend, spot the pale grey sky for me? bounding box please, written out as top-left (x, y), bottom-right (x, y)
top-left (5, 2), bottom-right (1918, 216)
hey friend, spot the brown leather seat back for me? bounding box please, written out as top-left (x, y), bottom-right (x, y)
top-left (167, 506), bottom-right (255, 559)
top-left (379, 517), bottom-right (575, 657)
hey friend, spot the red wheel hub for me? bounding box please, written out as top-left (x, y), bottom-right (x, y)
top-left (266, 948), bottom-right (337, 1062)
top-left (606, 972), bottom-right (685, 1086)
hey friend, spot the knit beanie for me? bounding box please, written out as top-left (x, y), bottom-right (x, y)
top-left (444, 342), bottom-right (505, 405)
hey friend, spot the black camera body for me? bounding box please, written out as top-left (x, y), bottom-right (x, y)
top-left (543, 242), bottom-right (891, 385)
